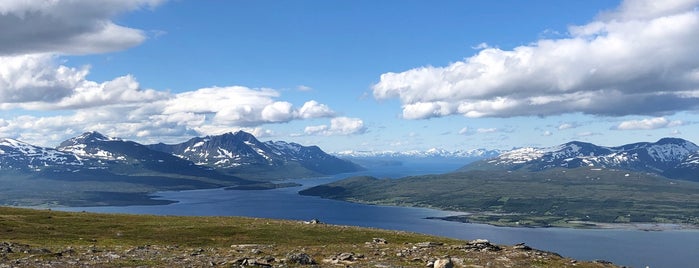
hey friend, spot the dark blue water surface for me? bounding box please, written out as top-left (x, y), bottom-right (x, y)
top-left (60, 163), bottom-right (699, 268)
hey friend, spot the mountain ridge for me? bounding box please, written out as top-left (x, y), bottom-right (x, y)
top-left (145, 130), bottom-right (363, 176)
top-left (460, 137), bottom-right (699, 181)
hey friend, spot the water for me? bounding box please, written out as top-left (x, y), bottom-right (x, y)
top-left (60, 163), bottom-right (699, 268)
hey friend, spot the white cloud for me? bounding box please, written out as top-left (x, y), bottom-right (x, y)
top-left (372, 0), bottom-right (699, 119)
top-left (261, 101), bottom-right (295, 122)
top-left (0, 55), bottom-right (169, 108)
top-left (304, 125), bottom-right (329, 135)
top-left (162, 86), bottom-right (335, 127)
top-left (0, 0), bottom-right (165, 55)
top-left (305, 117), bottom-right (366, 136)
top-left (613, 117), bottom-right (684, 130)
top-left (0, 54), bottom-right (85, 103)
top-left (542, 130), bottom-right (553, 136)
top-left (298, 100), bottom-right (335, 119)
top-left (458, 127), bottom-right (469, 135)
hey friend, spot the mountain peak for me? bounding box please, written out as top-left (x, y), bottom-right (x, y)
top-left (76, 131), bottom-right (116, 142)
top-left (655, 137), bottom-right (699, 149)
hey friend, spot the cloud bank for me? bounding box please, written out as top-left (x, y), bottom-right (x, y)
top-left (372, 0), bottom-right (699, 119)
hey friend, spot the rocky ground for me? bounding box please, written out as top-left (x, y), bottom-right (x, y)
top-left (1, 239), bottom-right (618, 268)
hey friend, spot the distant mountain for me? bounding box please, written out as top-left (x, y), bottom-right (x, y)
top-left (147, 131), bottom-right (362, 176)
top-left (0, 138), bottom-right (88, 172)
top-left (334, 148), bottom-right (501, 159)
top-left (56, 131), bottom-right (240, 180)
top-left (460, 138), bottom-right (699, 181)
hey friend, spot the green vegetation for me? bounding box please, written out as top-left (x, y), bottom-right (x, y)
top-left (0, 206), bottom-right (616, 267)
top-left (300, 168), bottom-right (699, 228)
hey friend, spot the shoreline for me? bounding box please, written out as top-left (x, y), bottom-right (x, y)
top-left (427, 214), bottom-right (699, 231)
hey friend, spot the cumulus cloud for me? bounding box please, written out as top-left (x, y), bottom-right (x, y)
top-left (298, 100), bottom-right (335, 118)
top-left (372, 0), bottom-right (699, 119)
top-left (0, 0), bottom-right (164, 55)
top-left (162, 86), bottom-right (335, 127)
top-left (305, 117), bottom-right (366, 136)
top-left (613, 117), bottom-right (684, 130)
top-left (0, 54), bottom-right (170, 108)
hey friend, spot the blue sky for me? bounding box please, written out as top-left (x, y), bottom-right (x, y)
top-left (1, 0), bottom-right (699, 152)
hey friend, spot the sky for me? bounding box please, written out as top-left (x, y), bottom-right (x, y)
top-left (1, 0), bottom-right (699, 152)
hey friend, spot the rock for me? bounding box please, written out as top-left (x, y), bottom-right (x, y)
top-left (241, 258), bottom-right (272, 267)
top-left (470, 239), bottom-right (489, 244)
top-left (338, 252), bottom-right (354, 261)
top-left (304, 219), bottom-right (322, 224)
top-left (372, 238), bottom-right (388, 244)
top-left (513, 243), bottom-right (532, 250)
top-left (433, 258), bottom-right (454, 268)
top-left (286, 252), bottom-right (316, 265)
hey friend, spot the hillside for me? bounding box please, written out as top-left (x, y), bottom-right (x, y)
top-left (300, 167), bottom-right (699, 228)
top-left (0, 206), bottom-right (616, 267)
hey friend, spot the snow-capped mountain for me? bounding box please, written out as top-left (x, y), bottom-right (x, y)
top-left (147, 131), bottom-right (362, 175)
top-left (0, 138), bottom-right (84, 171)
top-left (334, 148), bottom-right (501, 159)
top-left (56, 131), bottom-right (248, 179)
top-left (2, 131), bottom-right (361, 178)
top-left (460, 138), bottom-right (699, 181)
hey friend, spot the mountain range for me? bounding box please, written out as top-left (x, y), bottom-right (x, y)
top-left (334, 148), bottom-right (501, 159)
top-left (0, 131), bottom-right (363, 206)
top-left (460, 137), bottom-right (699, 181)
top-left (1, 131), bottom-right (361, 179)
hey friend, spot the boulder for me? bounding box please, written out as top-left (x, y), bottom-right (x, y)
top-left (433, 258), bottom-right (454, 268)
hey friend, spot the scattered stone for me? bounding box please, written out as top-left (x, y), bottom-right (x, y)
top-left (286, 252), bottom-right (315, 265)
